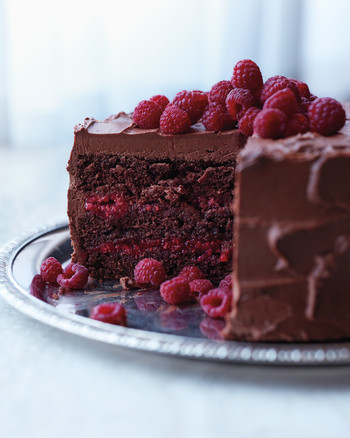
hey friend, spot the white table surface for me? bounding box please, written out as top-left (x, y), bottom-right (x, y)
top-left (1, 146), bottom-right (350, 438)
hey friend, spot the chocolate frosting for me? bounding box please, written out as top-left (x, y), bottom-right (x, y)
top-left (72, 112), bottom-right (245, 163)
top-left (226, 105), bottom-right (350, 341)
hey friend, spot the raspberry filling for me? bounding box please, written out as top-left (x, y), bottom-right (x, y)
top-left (85, 193), bottom-right (131, 219)
top-left (85, 192), bottom-right (230, 219)
top-left (91, 237), bottom-right (231, 263)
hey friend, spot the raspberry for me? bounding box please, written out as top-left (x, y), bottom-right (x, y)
top-left (40, 257), bottom-right (63, 283)
top-left (160, 104), bottom-right (192, 134)
top-left (189, 279), bottom-right (214, 295)
top-left (290, 79), bottom-right (311, 99)
top-left (200, 287), bottom-right (232, 318)
top-left (300, 97), bottom-right (312, 113)
top-left (160, 277), bottom-right (191, 305)
top-left (172, 90), bottom-right (208, 124)
top-left (149, 94), bottom-right (169, 111)
top-left (134, 258), bottom-right (166, 287)
top-left (253, 108), bottom-right (287, 139)
top-left (226, 88), bottom-right (256, 120)
top-left (219, 274), bottom-right (233, 290)
top-left (209, 80), bottom-right (233, 105)
top-left (238, 107), bottom-right (261, 136)
top-left (308, 97), bottom-right (345, 136)
top-left (263, 88), bottom-right (299, 116)
top-left (133, 100), bottom-right (163, 129)
top-left (201, 103), bottom-right (236, 131)
top-left (90, 303), bottom-right (127, 326)
top-left (231, 59), bottom-right (263, 92)
top-left (30, 274), bottom-right (46, 301)
top-left (178, 265), bottom-right (205, 282)
top-left (285, 113), bottom-right (310, 137)
top-left (57, 263), bottom-right (89, 289)
top-left (260, 76), bottom-right (300, 104)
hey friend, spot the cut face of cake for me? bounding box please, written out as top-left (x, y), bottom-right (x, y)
top-left (67, 113), bottom-right (245, 281)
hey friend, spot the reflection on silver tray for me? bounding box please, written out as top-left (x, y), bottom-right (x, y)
top-left (1, 222), bottom-right (350, 366)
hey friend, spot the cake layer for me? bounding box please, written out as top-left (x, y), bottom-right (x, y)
top-left (68, 114), bottom-right (242, 281)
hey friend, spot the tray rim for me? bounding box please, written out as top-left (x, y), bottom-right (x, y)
top-left (1, 221), bottom-right (350, 366)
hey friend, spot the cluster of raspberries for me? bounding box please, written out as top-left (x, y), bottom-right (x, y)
top-left (37, 257), bottom-right (89, 289)
top-left (133, 258), bottom-right (233, 319)
top-left (31, 257), bottom-right (127, 326)
top-left (132, 59), bottom-right (346, 139)
top-left (31, 257), bottom-right (233, 328)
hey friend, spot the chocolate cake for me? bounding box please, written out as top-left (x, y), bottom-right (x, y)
top-left (67, 113), bottom-right (245, 282)
top-left (68, 105), bottom-right (350, 342)
top-left (225, 106), bottom-right (350, 341)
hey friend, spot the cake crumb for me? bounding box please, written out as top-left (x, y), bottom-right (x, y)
top-left (119, 276), bottom-right (138, 290)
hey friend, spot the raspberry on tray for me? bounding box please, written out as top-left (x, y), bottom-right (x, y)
top-left (40, 257), bottom-right (63, 283)
top-left (134, 258), bottom-right (166, 287)
top-left (160, 277), bottom-right (191, 305)
top-left (200, 287), bottom-right (232, 318)
top-left (30, 274), bottom-right (46, 301)
top-left (189, 279), bottom-right (214, 296)
top-left (57, 262), bottom-right (89, 289)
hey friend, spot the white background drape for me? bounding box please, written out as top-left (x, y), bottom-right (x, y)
top-left (1, 0), bottom-right (350, 148)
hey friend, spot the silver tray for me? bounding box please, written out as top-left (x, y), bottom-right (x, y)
top-left (1, 221), bottom-right (350, 366)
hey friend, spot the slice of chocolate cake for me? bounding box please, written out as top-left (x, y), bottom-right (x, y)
top-left (225, 109), bottom-right (350, 341)
top-left (67, 113), bottom-right (245, 281)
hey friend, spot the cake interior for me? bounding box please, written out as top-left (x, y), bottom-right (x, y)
top-left (71, 154), bottom-right (236, 281)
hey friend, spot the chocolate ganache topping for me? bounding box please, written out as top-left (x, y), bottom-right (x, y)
top-left (225, 108), bottom-right (350, 341)
top-left (73, 112), bottom-right (245, 163)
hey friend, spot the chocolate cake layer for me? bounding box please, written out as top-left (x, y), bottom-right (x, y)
top-left (68, 113), bottom-right (244, 281)
top-left (225, 110), bottom-right (350, 341)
